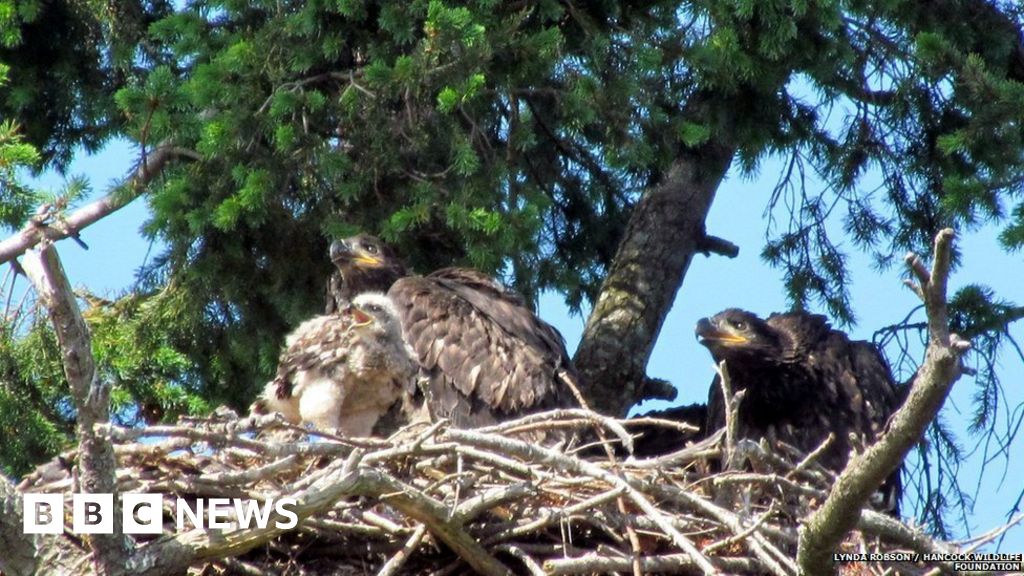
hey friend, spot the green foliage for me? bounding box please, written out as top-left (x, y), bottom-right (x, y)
top-left (0, 116), bottom-right (41, 229)
top-left (100, 0), bottom-right (685, 408)
top-left (84, 288), bottom-right (210, 426)
top-left (0, 0), bottom-right (173, 167)
top-left (0, 282), bottom-right (208, 477)
top-left (0, 320), bottom-right (73, 477)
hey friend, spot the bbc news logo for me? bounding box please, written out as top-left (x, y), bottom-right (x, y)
top-left (23, 493), bottom-right (299, 534)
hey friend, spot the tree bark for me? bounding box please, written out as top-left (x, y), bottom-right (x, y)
top-left (22, 244), bottom-right (130, 574)
top-left (0, 476), bottom-right (37, 576)
top-left (574, 130), bottom-right (736, 416)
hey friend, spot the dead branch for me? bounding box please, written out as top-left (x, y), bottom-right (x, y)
top-left (376, 523), bottom-right (428, 576)
top-left (717, 361), bottom-right (744, 471)
top-left (444, 428), bottom-right (720, 575)
top-left (798, 229), bottom-right (972, 575)
top-left (0, 144), bottom-right (200, 265)
top-left (21, 243), bottom-right (129, 573)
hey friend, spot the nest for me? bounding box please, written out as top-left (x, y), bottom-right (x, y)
top-left (19, 408), bottom-right (977, 575)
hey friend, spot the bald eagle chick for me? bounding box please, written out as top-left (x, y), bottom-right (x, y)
top-left (258, 293), bottom-right (418, 436)
top-left (697, 308), bottom-right (902, 512)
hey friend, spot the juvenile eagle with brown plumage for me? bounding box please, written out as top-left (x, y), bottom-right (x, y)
top-left (328, 234), bottom-right (578, 428)
top-left (257, 292), bottom-right (418, 436)
top-left (697, 308), bottom-right (902, 512)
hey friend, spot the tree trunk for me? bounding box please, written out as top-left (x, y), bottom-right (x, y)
top-left (574, 131), bottom-right (736, 416)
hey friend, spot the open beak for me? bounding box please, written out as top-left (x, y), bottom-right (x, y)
top-left (350, 306), bottom-right (374, 327)
top-left (695, 318), bottom-right (748, 344)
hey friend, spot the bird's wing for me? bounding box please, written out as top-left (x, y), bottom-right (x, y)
top-left (847, 341), bottom-right (900, 432)
top-left (389, 272), bottom-right (570, 418)
top-left (766, 311), bottom-right (832, 360)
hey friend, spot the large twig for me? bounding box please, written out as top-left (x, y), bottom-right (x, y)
top-left (797, 229), bottom-right (972, 575)
top-left (444, 428), bottom-right (720, 576)
top-left (347, 469), bottom-right (514, 576)
top-left (0, 144), bottom-right (199, 265)
top-left (717, 361), bottom-right (744, 470)
top-left (376, 523), bottom-right (428, 576)
top-left (124, 449), bottom-right (366, 575)
top-left (544, 553), bottom-right (758, 574)
top-left (642, 478), bottom-right (798, 576)
top-left (22, 243), bottom-right (129, 573)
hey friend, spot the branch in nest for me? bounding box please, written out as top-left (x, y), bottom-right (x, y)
top-left (444, 428), bottom-right (720, 575)
top-left (544, 553), bottom-right (758, 574)
top-left (12, 405), bottom-right (991, 575)
top-left (716, 361), bottom-right (745, 471)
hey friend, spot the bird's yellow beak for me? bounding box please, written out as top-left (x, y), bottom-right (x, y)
top-left (351, 307), bottom-right (374, 327)
top-left (706, 333), bottom-right (748, 344)
top-left (353, 254), bottom-right (383, 267)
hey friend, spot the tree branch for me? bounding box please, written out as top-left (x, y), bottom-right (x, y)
top-left (543, 553), bottom-right (758, 574)
top-left (574, 96), bottom-right (737, 415)
top-left (124, 450), bottom-right (365, 575)
top-left (22, 242), bottom-right (130, 573)
top-left (15, 409), bottom-right (982, 574)
top-left (695, 232), bottom-right (740, 258)
top-left (0, 475), bottom-right (36, 576)
top-left (128, 449), bottom-right (513, 576)
top-left (443, 428), bottom-right (720, 576)
top-left (797, 228), bottom-right (971, 575)
top-left (0, 144), bottom-right (199, 265)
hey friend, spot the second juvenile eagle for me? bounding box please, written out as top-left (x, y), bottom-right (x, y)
top-left (697, 308), bottom-right (902, 510)
top-left (328, 234), bottom-right (578, 427)
top-left (258, 292), bottom-right (418, 436)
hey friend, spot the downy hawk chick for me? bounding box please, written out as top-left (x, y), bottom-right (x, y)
top-left (256, 292), bottom-right (418, 436)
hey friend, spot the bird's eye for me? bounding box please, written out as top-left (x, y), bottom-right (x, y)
top-left (731, 320), bottom-right (747, 331)
top-left (365, 244), bottom-right (378, 254)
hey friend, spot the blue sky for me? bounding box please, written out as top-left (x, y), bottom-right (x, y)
top-left (26, 138), bottom-right (1024, 551)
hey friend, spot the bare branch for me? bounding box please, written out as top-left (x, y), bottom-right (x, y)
top-left (14, 407), bottom-right (995, 575)
top-left (717, 361), bottom-right (744, 470)
top-left (695, 232), bottom-right (740, 258)
top-left (125, 451), bottom-right (366, 575)
top-left (798, 229), bottom-right (971, 575)
top-left (0, 144), bottom-right (199, 265)
top-left (544, 553), bottom-right (758, 575)
top-left (376, 523), bottom-right (428, 576)
top-left (444, 428), bottom-right (720, 576)
top-left (21, 243), bottom-right (129, 573)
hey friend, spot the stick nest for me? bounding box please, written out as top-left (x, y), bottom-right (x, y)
top-left (19, 408), bottom-right (978, 576)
